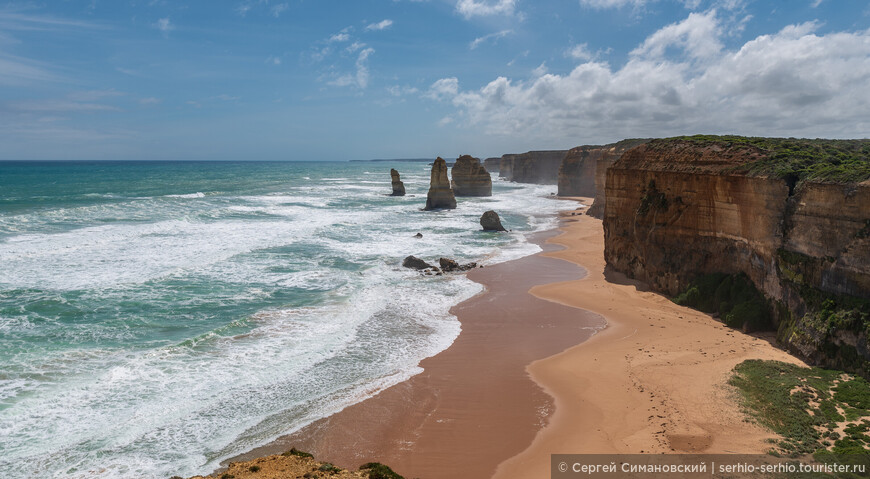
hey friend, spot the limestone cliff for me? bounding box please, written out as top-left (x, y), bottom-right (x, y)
top-left (603, 136), bottom-right (870, 375)
top-left (499, 150), bottom-right (567, 184)
top-left (424, 157), bottom-right (457, 210)
top-left (451, 155), bottom-right (492, 197)
top-left (555, 139), bottom-right (649, 216)
top-left (483, 157), bottom-right (501, 173)
top-left (390, 168), bottom-right (405, 196)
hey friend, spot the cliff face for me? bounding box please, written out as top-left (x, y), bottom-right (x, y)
top-left (424, 157), bottom-right (457, 210)
top-left (499, 150), bottom-right (567, 184)
top-left (557, 145), bottom-right (602, 197)
top-left (603, 138), bottom-right (870, 374)
top-left (451, 155), bottom-right (492, 196)
top-left (483, 157), bottom-right (501, 173)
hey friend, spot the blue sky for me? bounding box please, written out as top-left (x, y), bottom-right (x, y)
top-left (1, 0), bottom-right (868, 161)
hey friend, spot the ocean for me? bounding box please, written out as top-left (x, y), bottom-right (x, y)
top-left (0, 160), bottom-right (571, 479)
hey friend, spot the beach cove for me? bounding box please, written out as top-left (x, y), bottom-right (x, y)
top-left (209, 199), bottom-right (806, 479)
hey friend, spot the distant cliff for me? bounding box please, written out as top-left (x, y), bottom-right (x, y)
top-left (603, 136), bottom-right (870, 375)
top-left (483, 157), bottom-right (501, 173)
top-left (498, 150), bottom-right (567, 184)
top-left (557, 140), bottom-right (649, 208)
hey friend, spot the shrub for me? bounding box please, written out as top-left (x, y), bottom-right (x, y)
top-left (359, 462), bottom-right (405, 479)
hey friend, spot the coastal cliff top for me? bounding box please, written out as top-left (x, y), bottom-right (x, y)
top-left (620, 135), bottom-right (870, 184)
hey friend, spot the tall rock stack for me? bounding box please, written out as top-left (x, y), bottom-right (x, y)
top-left (451, 155), bottom-right (492, 196)
top-left (390, 168), bottom-right (406, 196)
top-left (424, 157), bottom-right (457, 210)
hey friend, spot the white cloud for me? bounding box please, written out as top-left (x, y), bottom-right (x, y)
top-left (266, 55), bottom-right (281, 65)
top-left (456, 0), bottom-right (516, 18)
top-left (566, 43), bottom-right (593, 60)
top-left (329, 47), bottom-right (376, 89)
top-left (630, 10), bottom-right (722, 60)
top-left (438, 116), bottom-right (454, 126)
top-left (469, 29), bottom-right (513, 49)
top-left (139, 97), bottom-right (162, 105)
top-left (366, 19), bottom-right (393, 31)
top-left (428, 17), bottom-right (870, 142)
top-left (153, 17), bottom-right (174, 36)
top-left (531, 62), bottom-right (547, 77)
top-left (425, 77), bottom-right (460, 100)
top-left (271, 3), bottom-right (289, 17)
top-left (579, 0), bottom-right (647, 9)
top-left (329, 32), bottom-right (350, 42)
top-left (811, 0), bottom-right (824, 7)
top-left (346, 41), bottom-right (366, 53)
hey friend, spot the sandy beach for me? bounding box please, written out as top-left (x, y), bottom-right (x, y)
top-left (229, 225), bottom-right (604, 478)
top-left (221, 199), bottom-right (806, 479)
top-left (493, 201), bottom-right (806, 478)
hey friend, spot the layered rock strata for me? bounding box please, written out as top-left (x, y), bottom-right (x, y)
top-left (424, 157), bottom-right (457, 210)
top-left (499, 150), bottom-right (567, 184)
top-left (390, 168), bottom-right (405, 196)
top-left (451, 155), bottom-right (492, 196)
top-left (602, 137), bottom-right (870, 375)
top-left (483, 157), bottom-right (501, 173)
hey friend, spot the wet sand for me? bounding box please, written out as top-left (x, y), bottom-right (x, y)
top-left (230, 228), bottom-right (604, 478)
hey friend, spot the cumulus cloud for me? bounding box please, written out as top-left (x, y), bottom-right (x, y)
top-left (366, 19), bottom-right (393, 31)
top-left (469, 29), bottom-right (513, 49)
top-left (456, 0), bottom-right (516, 18)
top-left (566, 43), bottom-right (593, 60)
top-left (328, 32), bottom-right (350, 43)
top-left (427, 15), bottom-right (870, 142)
top-left (630, 10), bottom-right (722, 60)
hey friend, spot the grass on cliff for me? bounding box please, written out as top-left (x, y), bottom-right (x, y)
top-left (657, 135), bottom-right (870, 184)
top-left (731, 360), bottom-right (870, 473)
top-left (673, 272), bottom-right (772, 331)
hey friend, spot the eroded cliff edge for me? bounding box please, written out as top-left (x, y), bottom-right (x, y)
top-left (602, 136), bottom-right (870, 375)
top-left (557, 139), bottom-right (649, 212)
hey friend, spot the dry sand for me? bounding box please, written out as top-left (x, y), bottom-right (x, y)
top-left (493, 200), bottom-right (805, 479)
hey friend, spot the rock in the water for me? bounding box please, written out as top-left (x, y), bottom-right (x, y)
top-left (439, 257), bottom-right (459, 272)
top-left (480, 210), bottom-right (507, 231)
top-left (402, 255), bottom-right (433, 270)
top-left (439, 257), bottom-right (478, 273)
top-left (451, 155), bottom-right (492, 197)
top-left (424, 157), bottom-right (457, 210)
top-left (414, 232), bottom-right (423, 238)
top-left (390, 169), bottom-right (406, 196)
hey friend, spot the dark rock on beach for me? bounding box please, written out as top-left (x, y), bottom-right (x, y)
top-left (439, 257), bottom-right (478, 272)
top-left (480, 210), bottom-right (507, 232)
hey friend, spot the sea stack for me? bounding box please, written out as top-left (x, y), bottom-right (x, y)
top-left (480, 210), bottom-right (506, 231)
top-left (390, 168), bottom-right (406, 196)
top-left (424, 157), bottom-right (457, 210)
top-left (451, 155), bottom-right (492, 197)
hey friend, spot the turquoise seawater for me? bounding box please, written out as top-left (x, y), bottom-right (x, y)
top-left (0, 160), bottom-right (572, 478)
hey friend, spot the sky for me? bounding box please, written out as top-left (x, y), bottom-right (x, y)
top-left (1, 0), bottom-right (868, 161)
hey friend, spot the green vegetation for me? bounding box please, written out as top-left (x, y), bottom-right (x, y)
top-left (359, 462), bottom-right (405, 479)
top-left (282, 447), bottom-right (314, 459)
top-left (655, 135), bottom-right (870, 184)
top-left (318, 462), bottom-right (342, 473)
top-left (730, 360), bottom-right (870, 471)
top-left (673, 272), bottom-right (772, 331)
top-left (637, 180), bottom-right (669, 217)
top-left (248, 465), bottom-right (261, 473)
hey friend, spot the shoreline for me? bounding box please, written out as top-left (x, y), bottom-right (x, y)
top-left (207, 199), bottom-right (809, 479)
top-left (221, 204), bottom-right (603, 479)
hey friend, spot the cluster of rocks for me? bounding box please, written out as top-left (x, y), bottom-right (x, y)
top-left (402, 256), bottom-right (478, 275)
